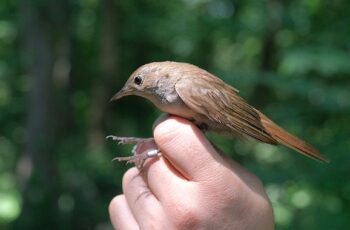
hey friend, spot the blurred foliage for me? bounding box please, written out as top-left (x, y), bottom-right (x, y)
top-left (0, 0), bottom-right (349, 229)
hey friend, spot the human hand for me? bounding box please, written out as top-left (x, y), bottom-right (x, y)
top-left (109, 116), bottom-right (274, 229)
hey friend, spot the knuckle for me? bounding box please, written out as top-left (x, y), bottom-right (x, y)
top-left (166, 200), bottom-right (201, 229)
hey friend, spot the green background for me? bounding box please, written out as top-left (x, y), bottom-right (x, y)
top-left (0, 0), bottom-right (349, 229)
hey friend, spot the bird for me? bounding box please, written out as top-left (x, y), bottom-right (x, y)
top-left (107, 61), bottom-right (328, 169)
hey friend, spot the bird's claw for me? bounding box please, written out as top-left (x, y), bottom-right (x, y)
top-left (112, 149), bottom-right (160, 170)
top-left (106, 135), bottom-right (153, 145)
top-left (107, 135), bottom-right (159, 170)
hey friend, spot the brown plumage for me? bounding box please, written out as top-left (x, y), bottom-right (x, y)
top-left (257, 111), bottom-right (327, 162)
top-left (111, 61), bottom-right (328, 163)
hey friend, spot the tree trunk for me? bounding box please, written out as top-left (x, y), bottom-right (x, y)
top-left (15, 0), bottom-right (71, 228)
top-left (88, 0), bottom-right (119, 149)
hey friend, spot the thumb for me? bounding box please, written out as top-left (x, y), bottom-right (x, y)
top-left (153, 116), bottom-right (225, 180)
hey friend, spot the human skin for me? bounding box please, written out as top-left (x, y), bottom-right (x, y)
top-left (109, 116), bottom-right (274, 230)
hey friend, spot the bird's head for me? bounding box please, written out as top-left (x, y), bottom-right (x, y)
top-left (110, 62), bottom-right (167, 101)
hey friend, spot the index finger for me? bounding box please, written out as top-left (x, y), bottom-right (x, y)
top-left (153, 116), bottom-right (226, 181)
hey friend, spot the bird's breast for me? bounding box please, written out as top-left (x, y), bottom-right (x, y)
top-left (146, 91), bottom-right (228, 133)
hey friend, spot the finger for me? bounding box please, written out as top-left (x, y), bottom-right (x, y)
top-left (122, 167), bottom-right (169, 229)
top-left (143, 155), bottom-right (192, 202)
top-left (109, 195), bottom-right (139, 230)
top-left (152, 113), bottom-right (170, 130)
top-left (128, 131), bottom-right (190, 203)
top-left (153, 116), bottom-right (226, 181)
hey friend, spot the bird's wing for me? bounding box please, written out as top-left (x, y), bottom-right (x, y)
top-left (175, 75), bottom-right (277, 144)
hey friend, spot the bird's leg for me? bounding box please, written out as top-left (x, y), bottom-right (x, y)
top-left (106, 135), bottom-right (160, 170)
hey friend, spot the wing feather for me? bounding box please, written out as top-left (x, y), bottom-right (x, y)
top-left (175, 74), bottom-right (278, 144)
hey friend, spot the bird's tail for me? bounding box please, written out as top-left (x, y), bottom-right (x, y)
top-left (257, 111), bottom-right (329, 163)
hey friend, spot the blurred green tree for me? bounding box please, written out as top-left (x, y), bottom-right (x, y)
top-left (0, 0), bottom-right (348, 229)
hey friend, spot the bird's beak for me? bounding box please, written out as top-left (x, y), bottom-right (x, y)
top-left (110, 87), bottom-right (133, 102)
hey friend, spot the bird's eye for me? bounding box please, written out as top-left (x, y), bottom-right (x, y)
top-left (134, 75), bottom-right (143, 85)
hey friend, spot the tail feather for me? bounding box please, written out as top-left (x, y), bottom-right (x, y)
top-left (257, 111), bottom-right (329, 163)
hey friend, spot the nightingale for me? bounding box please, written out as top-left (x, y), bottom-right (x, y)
top-left (107, 61), bottom-right (328, 169)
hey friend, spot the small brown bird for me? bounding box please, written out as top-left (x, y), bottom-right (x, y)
top-left (108, 61), bottom-right (328, 168)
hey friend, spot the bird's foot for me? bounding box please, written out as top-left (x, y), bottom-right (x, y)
top-left (112, 149), bottom-right (160, 170)
top-left (106, 135), bottom-right (160, 170)
top-left (106, 135), bottom-right (154, 145)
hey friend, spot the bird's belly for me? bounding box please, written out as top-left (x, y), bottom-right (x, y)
top-left (160, 101), bottom-right (197, 121)
top-left (160, 102), bottom-right (233, 134)
top-left (152, 97), bottom-right (236, 135)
